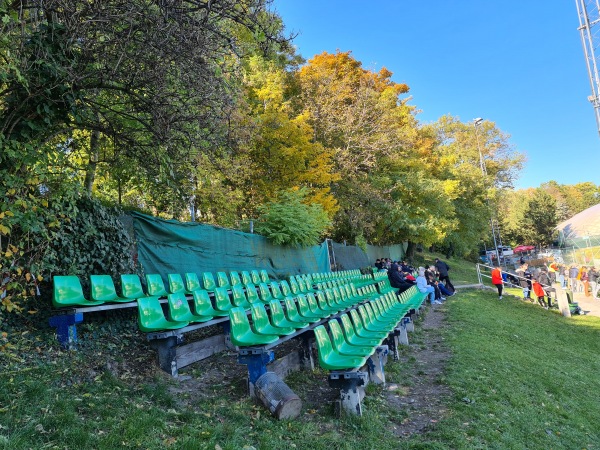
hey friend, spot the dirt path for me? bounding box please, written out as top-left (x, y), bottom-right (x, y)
top-left (385, 304), bottom-right (452, 437)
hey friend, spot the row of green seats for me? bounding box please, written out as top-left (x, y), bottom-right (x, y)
top-left (52, 270), bottom-right (272, 308)
top-left (314, 293), bottom-right (414, 370)
top-left (229, 283), bottom-right (383, 347)
top-left (137, 279), bottom-right (380, 333)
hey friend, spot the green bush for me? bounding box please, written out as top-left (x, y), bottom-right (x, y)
top-left (254, 189), bottom-right (331, 247)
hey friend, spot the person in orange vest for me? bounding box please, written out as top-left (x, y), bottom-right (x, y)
top-left (491, 265), bottom-right (503, 299)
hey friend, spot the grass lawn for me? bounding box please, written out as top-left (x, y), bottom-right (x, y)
top-left (2, 261), bottom-right (600, 449)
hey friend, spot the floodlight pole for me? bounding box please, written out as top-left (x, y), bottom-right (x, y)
top-left (473, 118), bottom-right (503, 262)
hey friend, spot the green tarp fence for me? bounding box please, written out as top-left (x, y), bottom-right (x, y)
top-left (330, 241), bottom-right (370, 270)
top-left (132, 212), bottom-right (329, 281)
top-left (366, 243), bottom-right (407, 263)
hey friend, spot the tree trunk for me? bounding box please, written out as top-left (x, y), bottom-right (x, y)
top-left (84, 128), bottom-right (100, 195)
top-left (405, 241), bottom-right (416, 260)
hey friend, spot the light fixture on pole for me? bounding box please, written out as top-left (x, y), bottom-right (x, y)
top-left (473, 118), bottom-right (502, 263)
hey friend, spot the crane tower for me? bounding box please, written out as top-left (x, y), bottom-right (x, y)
top-left (576, 0), bottom-right (600, 137)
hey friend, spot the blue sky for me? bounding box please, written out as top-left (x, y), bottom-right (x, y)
top-left (274, 0), bottom-right (598, 189)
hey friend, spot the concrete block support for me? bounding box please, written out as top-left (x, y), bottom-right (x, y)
top-left (328, 371), bottom-right (368, 415)
top-left (367, 345), bottom-right (389, 385)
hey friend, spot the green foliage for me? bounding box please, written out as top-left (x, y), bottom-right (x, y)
top-left (0, 138), bottom-right (134, 317)
top-left (254, 189), bottom-right (331, 247)
top-left (43, 196), bottom-right (136, 288)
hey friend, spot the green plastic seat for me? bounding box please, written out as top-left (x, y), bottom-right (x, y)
top-left (53, 275), bottom-right (105, 308)
top-left (229, 307), bottom-right (279, 347)
top-left (167, 273), bottom-right (188, 295)
top-left (329, 320), bottom-right (374, 356)
top-left (231, 285), bottom-right (251, 309)
top-left (306, 293), bottom-right (329, 317)
top-left (288, 278), bottom-right (300, 295)
top-left (260, 269), bottom-right (270, 283)
top-left (270, 282), bottom-right (285, 300)
top-left (202, 272), bottom-right (217, 292)
top-left (339, 314), bottom-right (383, 347)
top-left (90, 275), bottom-right (130, 303)
top-left (313, 325), bottom-right (368, 371)
top-left (244, 283), bottom-right (261, 304)
top-left (296, 276), bottom-right (309, 293)
top-left (241, 271), bottom-right (253, 285)
top-left (230, 271), bottom-right (242, 287)
top-left (145, 274), bottom-right (168, 297)
top-left (316, 291), bottom-right (340, 313)
top-left (268, 300), bottom-right (309, 330)
top-left (349, 309), bottom-right (387, 338)
top-left (297, 294), bottom-right (327, 319)
top-left (192, 290), bottom-right (226, 317)
top-left (250, 303), bottom-right (294, 336)
top-left (137, 296), bottom-right (189, 332)
top-left (361, 304), bottom-right (396, 330)
top-left (251, 270), bottom-right (261, 284)
top-left (279, 280), bottom-right (293, 297)
top-left (214, 287), bottom-right (235, 313)
top-left (121, 274), bottom-right (148, 300)
top-left (184, 273), bottom-right (202, 293)
top-left (167, 292), bottom-right (214, 323)
top-left (258, 282), bottom-right (274, 303)
top-left (216, 272), bottom-right (231, 289)
top-left (283, 296), bottom-right (316, 324)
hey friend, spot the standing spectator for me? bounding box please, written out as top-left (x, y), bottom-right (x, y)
top-left (516, 263), bottom-right (532, 301)
top-left (548, 261), bottom-right (558, 284)
top-left (557, 264), bottom-right (566, 288)
top-left (589, 267), bottom-right (599, 299)
top-left (569, 264), bottom-right (579, 292)
top-left (491, 265), bottom-right (503, 299)
top-left (581, 267), bottom-right (590, 297)
top-left (434, 258), bottom-right (455, 292)
top-left (416, 267), bottom-right (438, 305)
top-left (537, 266), bottom-right (556, 308)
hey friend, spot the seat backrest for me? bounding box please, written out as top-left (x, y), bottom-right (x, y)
top-left (230, 271), bottom-right (242, 287)
top-left (90, 275), bottom-right (118, 302)
top-left (270, 282), bottom-right (284, 300)
top-left (284, 296), bottom-right (303, 322)
top-left (250, 270), bottom-right (261, 284)
top-left (202, 272), bottom-right (217, 291)
top-left (260, 269), bottom-right (269, 283)
top-left (192, 290), bottom-right (215, 315)
top-left (258, 282), bottom-right (273, 303)
top-left (296, 294), bottom-right (312, 316)
top-left (231, 285), bottom-right (249, 308)
top-left (279, 280), bottom-right (293, 297)
top-left (137, 296), bottom-right (168, 332)
top-left (241, 271), bottom-right (253, 285)
top-left (167, 292), bottom-right (194, 321)
top-left (167, 273), bottom-right (186, 295)
top-left (250, 303), bottom-right (274, 334)
top-left (350, 309), bottom-right (368, 333)
top-left (268, 299), bottom-right (288, 326)
top-left (316, 291), bottom-right (330, 310)
top-left (340, 314), bottom-right (358, 341)
top-left (244, 283), bottom-right (260, 304)
top-left (289, 278), bottom-right (300, 295)
top-left (53, 275), bottom-right (87, 307)
top-left (216, 272), bottom-right (230, 289)
top-left (329, 319), bottom-right (348, 350)
top-left (306, 293), bottom-right (321, 314)
top-left (214, 287), bottom-right (233, 312)
top-left (184, 273), bottom-right (202, 292)
top-left (313, 325), bottom-right (335, 359)
top-left (121, 274), bottom-right (146, 299)
top-left (146, 274), bottom-right (168, 297)
top-left (296, 276), bottom-right (308, 293)
top-left (229, 306), bottom-right (252, 345)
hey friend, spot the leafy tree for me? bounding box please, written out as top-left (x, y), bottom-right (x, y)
top-left (520, 189), bottom-right (558, 247)
top-left (254, 189), bottom-right (331, 247)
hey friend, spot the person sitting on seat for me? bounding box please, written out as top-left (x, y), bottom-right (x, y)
top-left (388, 263), bottom-right (414, 294)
